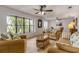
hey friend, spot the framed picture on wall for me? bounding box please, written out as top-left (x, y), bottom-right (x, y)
top-left (38, 19), bottom-right (42, 28)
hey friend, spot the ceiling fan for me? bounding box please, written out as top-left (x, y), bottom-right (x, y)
top-left (34, 5), bottom-right (53, 15)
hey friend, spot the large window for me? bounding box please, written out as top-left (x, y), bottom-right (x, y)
top-left (7, 16), bottom-right (34, 34)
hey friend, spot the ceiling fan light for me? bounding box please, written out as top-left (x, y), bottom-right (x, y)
top-left (38, 11), bottom-right (45, 15)
top-left (41, 11), bottom-right (45, 15)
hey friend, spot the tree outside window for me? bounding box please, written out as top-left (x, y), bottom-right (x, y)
top-left (7, 16), bottom-right (34, 34)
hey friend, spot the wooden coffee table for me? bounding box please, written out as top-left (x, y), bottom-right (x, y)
top-left (36, 37), bottom-right (50, 49)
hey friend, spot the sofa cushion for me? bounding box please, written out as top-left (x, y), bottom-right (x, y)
top-left (56, 42), bottom-right (79, 53)
top-left (48, 47), bottom-right (68, 53)
top-left (0, 40), bottom-right (25, 53)
top-left (70, 32), bottom-right (79, 48)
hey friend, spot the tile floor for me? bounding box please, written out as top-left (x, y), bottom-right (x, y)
top-left (27, 37), bottom-right (38, 53)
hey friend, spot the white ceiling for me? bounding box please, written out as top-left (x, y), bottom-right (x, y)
top-left (4, 5), bottom-right (79, 20)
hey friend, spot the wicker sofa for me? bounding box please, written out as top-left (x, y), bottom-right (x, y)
top-left (48, 38), bottom-right (79, 53)
top-left (0, 39), bottom-right (25, 53)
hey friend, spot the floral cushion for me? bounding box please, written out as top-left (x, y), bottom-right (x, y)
top-left (70, 32), bottom-right (79, 48)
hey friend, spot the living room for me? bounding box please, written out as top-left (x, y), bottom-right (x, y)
top-left (0, 5), bottom-right (79, 53)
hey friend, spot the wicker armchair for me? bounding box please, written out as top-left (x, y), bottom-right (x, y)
top-left (48, 27), bottom-right (64, 41)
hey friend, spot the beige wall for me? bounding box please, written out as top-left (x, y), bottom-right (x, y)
top-left (48, 18), bottom-right (76, 32)
top-left (0, 6), bottom-right (45, 38)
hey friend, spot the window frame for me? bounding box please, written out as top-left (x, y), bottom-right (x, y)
top-left (7, 15), bottom-right (34, 34)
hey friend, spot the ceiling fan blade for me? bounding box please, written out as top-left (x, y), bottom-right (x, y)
top-left (35, 12), bottom-right (39, 14)
top-left (34, 8), bottom-right (39, 11)
top-left (44, 10), bottom-right (53, 12)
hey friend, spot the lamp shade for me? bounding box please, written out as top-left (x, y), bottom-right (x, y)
top-left (68, 22), bottom-right (75, 29)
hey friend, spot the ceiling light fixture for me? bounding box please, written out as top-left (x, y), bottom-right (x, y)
top-left (38, 11), bottom-right (45, 15)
